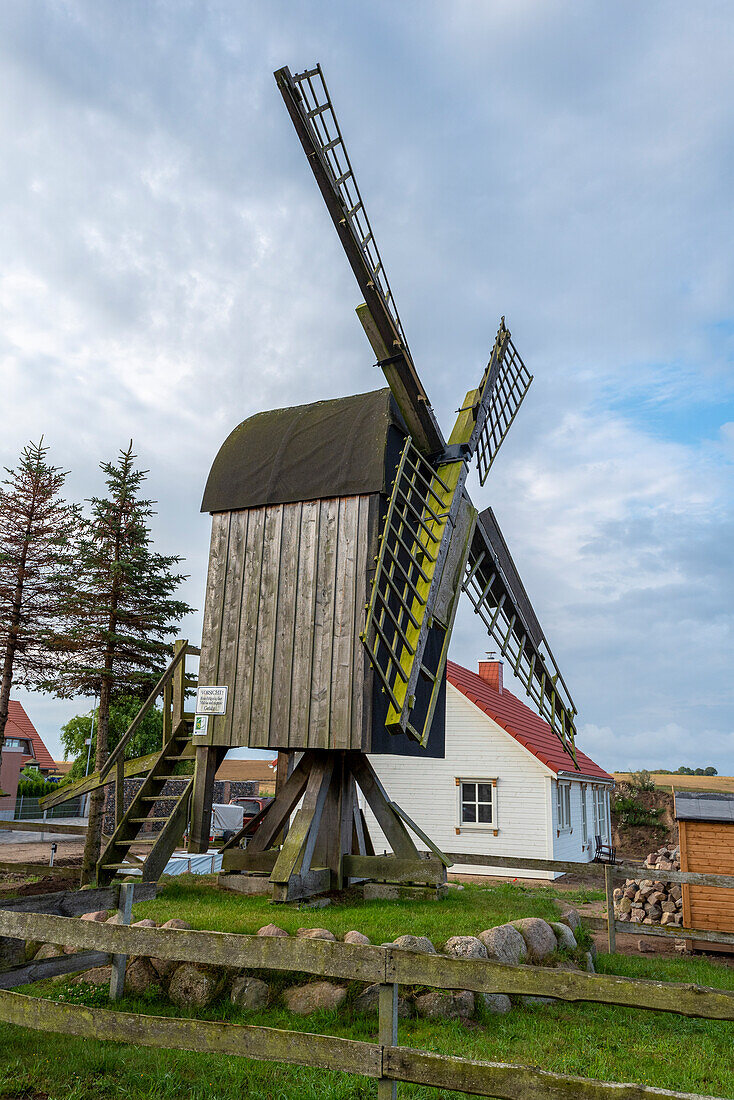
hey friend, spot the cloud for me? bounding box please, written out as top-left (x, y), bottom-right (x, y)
top-left (1, 1), bottom-right (732, 772)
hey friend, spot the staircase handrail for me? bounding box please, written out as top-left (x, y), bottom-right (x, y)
top-left (99, 642), bottom-right (190, 782)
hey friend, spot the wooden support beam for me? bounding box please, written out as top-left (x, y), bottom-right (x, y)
top-left (221, 849), bottom-right (278, 874)
top-left (269, 757), bottom-right (334, 886)
top-left (342, 854), bottom-right (446, 886)
top-left (0, 820), bottom-right (87, 836)
top-left (188, 746), bottom-right (227, 854)
top-left (0, 861), bottom-right (78, 879)
top-left (245, 752), bottom-right (313, 855)
top-left (350, 755), bottom-right (419, 860)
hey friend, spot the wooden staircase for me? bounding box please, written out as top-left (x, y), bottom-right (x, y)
top-left (40, 639), bottom-right (200, 887)
top-left (96, 639), bottom-right (198, 886)
top-left (96, 717), bottom-right (195, 885)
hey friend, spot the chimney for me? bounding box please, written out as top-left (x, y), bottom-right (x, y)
top-left (478, 653), bottom-right (503, 693)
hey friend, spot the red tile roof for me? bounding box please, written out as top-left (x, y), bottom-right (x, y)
top-left (446, 661), bottom-right (613, 782)
top-left (6, 700), bottom-right (55, 770)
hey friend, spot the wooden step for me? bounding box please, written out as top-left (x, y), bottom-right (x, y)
top-left (129, 817), bottom-right (171, 824)
top-left (118, 837), bottom-right (158, 846)
top-left (141, 795), bottom-right (180, 802)
top-left (100, 863), bottom-right (140, 870)
top-left (164, 755), bottom-right (194, 762)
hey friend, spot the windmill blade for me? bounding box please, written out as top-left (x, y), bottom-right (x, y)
top-left (463, 507), bottom-right (578, 759)
top-left (274, 63), bottom-right (445, 456)
top-left (361, 438), bottom-right (476, 746)
top-left (475, 319), bottom-right (533, 485)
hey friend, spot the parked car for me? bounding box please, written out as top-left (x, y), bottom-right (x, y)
top-left (230, 795), bottom-right (274, 826)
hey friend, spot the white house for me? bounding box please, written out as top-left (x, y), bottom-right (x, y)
top-left (364, 658), bottom-right (614, 879)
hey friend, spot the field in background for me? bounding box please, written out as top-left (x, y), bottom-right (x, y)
top-left (614, 773), bottom-right (734, 793)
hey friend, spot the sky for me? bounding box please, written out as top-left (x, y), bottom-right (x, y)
top-left (1, 1), bottom-right (733, 773)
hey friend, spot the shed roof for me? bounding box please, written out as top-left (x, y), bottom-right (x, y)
top-left (674, 792), bottom-right (734, 824)
top-left (446, 661), bottom-right (613, 782)
top-left (201, 388), bottom-right (407, 514)
top-left (7, 700), bottom-right (55, 770)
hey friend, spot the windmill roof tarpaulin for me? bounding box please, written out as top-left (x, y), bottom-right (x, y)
top-left (447, 661), bottom-right (613, 782)
top-left (201, 388), bottom-right (408, 513)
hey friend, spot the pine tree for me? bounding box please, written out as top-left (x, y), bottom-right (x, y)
top-left (53, 442), bottom-right (193, 883)
top-left (0, 439), bottom-right (79, 756)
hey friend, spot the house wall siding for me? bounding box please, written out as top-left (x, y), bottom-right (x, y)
top-left (365, 685), bottom-right (558, 879)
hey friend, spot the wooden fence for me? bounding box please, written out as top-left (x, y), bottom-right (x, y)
top-left (0, 899), bottom-right (733, 1098)
top-left (444, 852), bottom-right (734, 953)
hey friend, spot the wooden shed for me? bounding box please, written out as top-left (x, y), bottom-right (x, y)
top-left (676, 792), bottom-right (734, 948)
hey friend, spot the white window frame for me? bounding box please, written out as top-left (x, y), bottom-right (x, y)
top-left (592, 786), bottom-right (608, 841)
top-left (457, 778), bottom-right (497, 831)
top-left (556, 780), bottom-right (572, 832)
top-left (581, 783), bottom-right (588, 847)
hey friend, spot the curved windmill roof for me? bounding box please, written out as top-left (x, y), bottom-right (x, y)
top-left (201, 388), bottom-right (408, 514)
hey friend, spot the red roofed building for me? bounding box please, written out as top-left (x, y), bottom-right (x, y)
top-left (0, 701), bottom-right (56, 818)
top-left (365, 659), bottom-right (614, 878)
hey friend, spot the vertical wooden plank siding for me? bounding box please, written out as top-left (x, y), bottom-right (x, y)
top-left (308, 498), bottom-right (339, 749)
top-left (270, 503), bottom-right (302, 749)
top-left (216, 510), bottom-right (248, 745)
top-left (197, 513), bottom-right (231, 745)
top-left (351, 495), bottom-right (371, 751)
top-left (231, 507), bottom-right (267, 748)
top-left (250, 506), bottom-right (284, 749)
top-left (199, 496), bottom-right (374, 751)
top-left (330, 498), bottom-right (359, 750)
top-left (681, 821), bottom-right (734, 934)
top-left (289, 501), bottom-right (319, 749)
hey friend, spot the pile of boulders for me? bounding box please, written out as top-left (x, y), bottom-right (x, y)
top-left (27, 909), bottom-right (594, 1022)
top-left (614, 845), bottom-right (683, 927)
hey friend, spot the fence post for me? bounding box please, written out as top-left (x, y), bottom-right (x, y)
top-left (604, 864), bottom-right (616, 954)
top-left (378, 981), bottom-right (398, 1099)
top-left (109, 882), bottom-right (134, 1001)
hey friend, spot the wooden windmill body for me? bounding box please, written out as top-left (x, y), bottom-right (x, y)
top-left (187, 64), bottom-right (581, 902)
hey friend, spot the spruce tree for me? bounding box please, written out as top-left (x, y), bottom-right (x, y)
top-left (0, 439), bottom-right (79, 756)
top-left (53, 442), bottom-right (192, 883)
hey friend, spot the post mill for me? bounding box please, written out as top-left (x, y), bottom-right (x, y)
top-left (41, 63), bottom-right (580, 899)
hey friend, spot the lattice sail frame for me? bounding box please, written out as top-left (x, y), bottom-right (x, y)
top-left (361, 437), bottom-right (455, 745)
top-left (463, 511), bottom-right (578, 758)
top-left (287, 64), bottom-right (410, 355)
top-left (475, 319), bottom-right (533, 486)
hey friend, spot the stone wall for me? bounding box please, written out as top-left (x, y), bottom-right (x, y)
top-left (103, 778), bottom-right (257, 835)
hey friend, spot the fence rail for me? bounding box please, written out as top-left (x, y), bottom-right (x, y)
top-left (0, 905), bottom-right (732, 1099)
top-left (444, 850), bottom-right (734, 953)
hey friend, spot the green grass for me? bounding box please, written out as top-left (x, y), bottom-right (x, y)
top-left (1, 879), bottom-right (733, 1099)
top-left (127, 876), bottom-right (599, 947)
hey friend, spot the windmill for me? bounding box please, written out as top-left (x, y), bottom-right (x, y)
top-left (37, 63), bottom-right (577, 896)
top-left (181, 63), bottom-right (580, 901)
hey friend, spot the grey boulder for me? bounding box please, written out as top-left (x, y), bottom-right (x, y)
top-left (283, 981), bottom-right (347, 1015)
top-left (550, 922), bottom-right (577, 951)
top-left (443, 935), bottom-right (487, 960)
top-left (231, 976), bottom-right (270, 1011)
top-left (511, 918), bottom-right (557, 962)
top-left (415, 990), bottom-right (475, 1020)
top-left (478, 924), bottom-right (528, 966)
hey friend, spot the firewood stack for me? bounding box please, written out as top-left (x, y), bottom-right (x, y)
top-left (613, 846), bottom-right (683, 927)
